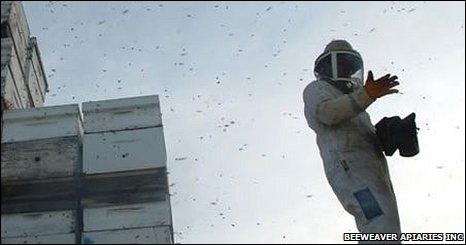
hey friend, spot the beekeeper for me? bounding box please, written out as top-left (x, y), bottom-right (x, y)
top-left (303, 40), bottom-right (401, 241)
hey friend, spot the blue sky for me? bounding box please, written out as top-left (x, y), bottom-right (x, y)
top-left (23, 1), bottom-right (465, 243)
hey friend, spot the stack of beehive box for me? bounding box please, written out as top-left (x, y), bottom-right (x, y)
top-left (1, 1), bottom-right (48, 110)
top-left (81, 95), bottom-right (173, 244)
top-left (1, 95), bottom-right (173, 244)
top-left (1, 104), bottom-right (83, 244)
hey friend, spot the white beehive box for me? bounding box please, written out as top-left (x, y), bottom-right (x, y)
top-left (24, 37), bottom-right (48, 107)
top-left (1, 210), bottom-right (76, 238)
top-left (82, 95), bottom-right (162, 133)
top-left (1, 104), bottom-right (83, 143)
top-left (83, 201), bottom-right (172, 232)
top-left (1, 136), bottom-right (82, 182)
top-left (82, 226), bottom-right (172, 244)
top-left (1, 233), bottom-right (75, 244)
top-left (83, 126), bottom-right (166, 174)
top-left (1, 37), bottom-right (31, 109)
top-left (1, 104), bottom-right (83, 181)
top-left (1, 1), bottom-right (30, 77)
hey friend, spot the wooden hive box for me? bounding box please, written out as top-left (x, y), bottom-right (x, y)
top-left (81, 200), bottom-right (173, 244)
top-left (1, 103), bottom-right (83, 142)
top-left (83, 126), bottom-right (167, 174)
top-left (81, 226), bottom-right (172, 244)
top-left (1, 104), bottom-right (83, 182)
top-left (1, 175), bottom-right (80, 214)
top-left (80, 95), bottom-right (173, 244)
top-left (81, 168), bottom-right (169, 207)
top-left (1, 104), bottom-right (83, 215)
top-left (83, 200), bottom-right (172, 231)
top-left (82, 95), bottom-right (162, 133)
top-left (82, 95), bottom-right (166, 175)
top-left (1, 233), bottom-right (76, 244)
top-left (1, 210), bottom-right (77, 244)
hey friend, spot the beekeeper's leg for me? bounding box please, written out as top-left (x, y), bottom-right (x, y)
top-left (330, 172), bottom-right (401, 243)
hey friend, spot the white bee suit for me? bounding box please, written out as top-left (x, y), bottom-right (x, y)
top-left (303, 80), bottom-right (401, 241)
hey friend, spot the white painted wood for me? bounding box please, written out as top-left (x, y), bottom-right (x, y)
top-left (1, 37), bottom-right (30, 109)
top-left (1, 1), bottom-right (30, 75)
top-left (25, 57), bottom-right (44, 107)
top-left (25, 37), bottom-right (47, 107)
top-left (83, 126), bottom-right (166, 174)
top-left (1, 136), bottom-right (81, 181)
top-left (1, 233), bottom-right (75, 244)
top-left (1, 37), bottom-right (15, 65)
top-left (8, 41), bottom-right (30, 108)
top-left (82, 95), bottom-right (162, 133)
top-left (0, 2), bottom-right (13, 22)
top-left (1, 104), bottom-right (83, 142)
top-left (83, 201), bottom-right (171, 231)
top-left (82, 226), bottom-right (172, 244)
top-left (1, 210), bottom-right (75, 238)
top-left (1, 64), bottom-right (23, 109)
top-left (15, 1), bottom-right (31, 45)
top-left (2, 23), bottom-right (26, 80)
top-left (81, 169), bottom-right (169, 208)
top-left (1, 1), bottom-right (30, 39)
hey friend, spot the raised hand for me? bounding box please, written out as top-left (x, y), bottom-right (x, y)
top-left (363, 71), bottom-right (400, 100)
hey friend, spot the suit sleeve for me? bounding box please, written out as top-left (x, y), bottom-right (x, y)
top-left (304, 84), bottom-right (375, 126)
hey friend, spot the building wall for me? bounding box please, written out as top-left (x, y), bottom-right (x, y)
top-left (1, 1), bottom-right (48, 110)
top-left (1, 1), bottom-right (49, 145)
